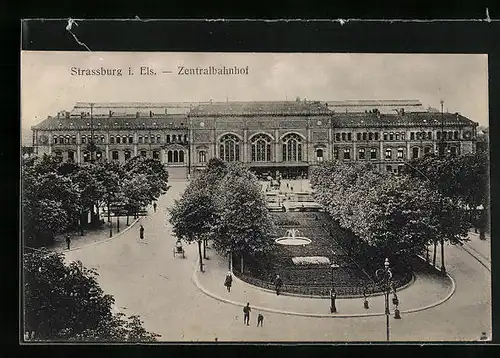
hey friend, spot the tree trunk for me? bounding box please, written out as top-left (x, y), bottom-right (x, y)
top-left (107, 201), bottom-right (111, 223)
top-left (126, 213), bottom-right (129, 226)
top-left (479, 209), bottom-right (486, 240)
top-left (240, 255), bottom-right (244, 274)
top-left (229, 251), bottom-right (233, 271)
top-left (479, 226), bottom-right (486, 240)
top-left (440, 238), bottom-right (446, 274)
top-left (197, 240), bottom-right (204, 272)
top-left (96, 201), bottom-right (100, 222)
top-left (432, 241), bottom-right (437, 266)
top-left (203, 238), bottom-right (207, 259)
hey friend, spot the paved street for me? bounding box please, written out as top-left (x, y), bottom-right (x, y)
top-left (63, 181), bottom-right (491, 342)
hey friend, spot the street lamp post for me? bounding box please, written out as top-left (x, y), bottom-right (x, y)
top-left (375, 258), bottom-right (400, 341)
top-left (330, 263), bottom-right (340, 313)
top-left (439, 100), bottom-right (445, 157)
top-left (89, 103), bottom-right (95, 164)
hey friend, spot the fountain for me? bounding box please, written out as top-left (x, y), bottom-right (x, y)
top-left (275, 228), bottom-right (312, 246)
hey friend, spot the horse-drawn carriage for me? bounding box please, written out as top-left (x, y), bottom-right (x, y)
top-left (173, 240), bottom-right (185, 258)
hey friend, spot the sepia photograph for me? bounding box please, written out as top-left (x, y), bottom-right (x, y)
top-left (20, 51), bottom-right (490, 343)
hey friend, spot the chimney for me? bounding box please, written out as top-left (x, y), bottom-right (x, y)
top-left (136, 111), bottom-right (140, 118)
top-left (57, 112), bottom-right (60, 119)
top-left (149, 110), bottom-right (153, 117)
top-left (66, 112), bottom-right (70, 119)
top-left (165, 108), bottom-right (168, 115)
top-left (400, 108), bottom-right (405, 115)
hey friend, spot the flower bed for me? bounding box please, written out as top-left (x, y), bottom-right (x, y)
top-left (291, 256), bottom-right (331, 265)
top-left (236, 211), bottom-right (414, 297)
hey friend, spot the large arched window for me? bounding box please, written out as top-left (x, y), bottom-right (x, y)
top-left (198, 150), bottom-right (206, 163)
top-left (251, 134), bottom-right (272, 162)
top-left (282, 133), bottom-right (302, 162)
top-left (219, 134), bottom-right (240, 162)
top-left (316, 148), bottom-right (324, 162)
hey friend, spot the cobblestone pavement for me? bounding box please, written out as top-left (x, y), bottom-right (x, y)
top-left (63, 181), bottom-right (491, 342)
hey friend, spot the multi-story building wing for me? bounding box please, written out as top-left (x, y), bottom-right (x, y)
top-left (31, 100), bottom-right (478, 179)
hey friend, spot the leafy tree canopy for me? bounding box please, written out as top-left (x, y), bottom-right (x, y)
top-left (24, 250), bottom-right (160, 342)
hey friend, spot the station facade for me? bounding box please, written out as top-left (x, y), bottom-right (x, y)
top-left (31, 100), bottom-right (479, 179)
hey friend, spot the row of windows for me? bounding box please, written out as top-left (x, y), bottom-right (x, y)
top-left (219, 133), bottom-right (304, 162)
top-left (335, 130), bottom-right (465, 142)
top-left (166, 150), bottom-right (185, 163)
top-left (51, 134), bottom-right (188, 145)
top-left (332, 146), bottom-right (457, 160)
top-left (54, 150), bottom-right (161, 162)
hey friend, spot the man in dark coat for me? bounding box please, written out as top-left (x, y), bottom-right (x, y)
top-left (153, 202), bottom-right (157, 213)
top-left (257, 313), bottom-right (264, 327)
top-left (224, 271), bottom-right (233, 292)
top-left (139, 225), bottom-right (144, 240)
top-left (243, 303), bottom-right (251, 326)
top-left (66, 235), bottom-right (71, 250)
top-left (274, 274), bottom-right (283, 296)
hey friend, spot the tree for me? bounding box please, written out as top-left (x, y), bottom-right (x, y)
top-left (211, 163), bottom-right (275, 273)
top-left (71, 167), bottom-right (105, 234)
top-left (122, 174), bottom-right (152, 224)
top-left (92, 161), bottom-right (125, 225)
top-left (23, 250), bottom-right (160, 341)
top-left (123, 156), bottom-right (169, 202)
top-left (310, 160), bottom-right (469, 271)
top-left (168, 178), bottom-right (215, 272)
top-left (22, 161), bottom-right (80, 247)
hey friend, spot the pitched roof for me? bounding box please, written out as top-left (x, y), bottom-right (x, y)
top-left (70, 102), bottom-right (200, 116)
top-left (32, 114), bottom-right (188, 130)
top-left (327, 99), bottom-right (422, 107)
top-left (189, 101), bottom-right (331, 116)
top-left (331, 112), bottom-right (476, 127)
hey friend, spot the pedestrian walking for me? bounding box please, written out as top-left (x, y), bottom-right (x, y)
top-left (243, 303), bottom-right (251, 326)
top-left (66, 235), bottom-right (71, 250)
top-left (257, 313), bottom-right (264, 327)
top-left (224, 271), bottom-right (233, 292)
top-left (139, 225), bottom-right (144, 240)
top-left (153, 202), bottom-right (157, 213)
top-left (274, 274), bottom-right (283, 296)
top-left (479, 332), bottom-right (488, 341)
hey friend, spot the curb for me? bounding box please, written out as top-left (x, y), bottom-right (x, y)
top-left (460, 245), bottom-right (491, 272)
top-left (56, 217), bottom-right (141, 253)
top-left (192, 258), bottom-right (456, 318)
top-left (232, 272), bottom-right (416, 300)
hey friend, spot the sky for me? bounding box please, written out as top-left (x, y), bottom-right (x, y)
top-left (21, 52), bottom-right (489, 128)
